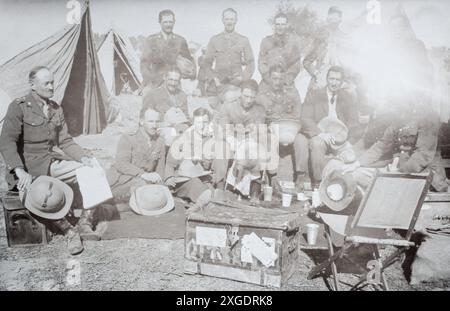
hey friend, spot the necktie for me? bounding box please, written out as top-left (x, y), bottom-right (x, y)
top-left (330, 94), bottom-right (336, 106)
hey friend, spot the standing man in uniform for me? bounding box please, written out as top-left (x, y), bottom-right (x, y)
top-left (0, 66), bottom-right (97, 255)
top-left (140, 9), bottom-right (195, 91)
top-left (258, 12), bottom-right (301, 91)
top-left (256, 65), bottom-right (307, 191)
top-left (197, 8), bottom-right (255, 97)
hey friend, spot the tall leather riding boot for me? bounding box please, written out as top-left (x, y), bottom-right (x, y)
top-left (78, 208), bottom-right (100, 241)
top-left (53, 218), bottom-right (84, 255)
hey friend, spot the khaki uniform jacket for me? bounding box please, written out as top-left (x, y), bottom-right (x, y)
top-left (199, 31), bottom-right (255, 86)
top-left (216, 100), bottom-right (266, 128)
top-left (0, 92), bottom-right (89, 184)
top-left (256, 84), bottom-right (301, 121)
top-left (358, 107), bottom-right (447, 191)
top-left (140, 85), bottom-right (188, 119)
top-left (106, 129), bottom-right (166, 187)
top-left (140, 32), bottom-right (195, 87)
top-left (258, 33), bottom-right (302, 85)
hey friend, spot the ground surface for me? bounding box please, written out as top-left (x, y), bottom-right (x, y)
top-left (0, 94), bottom-right (449, 291)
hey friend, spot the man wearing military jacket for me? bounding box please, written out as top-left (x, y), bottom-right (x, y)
top-left (197, 8), bottom-right (255, 96)
top-left (258, 12), bottom-right (301, 90)
top-left (140, 9), bottom-right (195, 90)
top-left (0, 66), bottom-right (97, 254)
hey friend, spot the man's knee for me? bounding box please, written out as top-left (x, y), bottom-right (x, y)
top-left (293, 133), bottom-right (309, 151)
top-left (309, 136), bottom-right (327, 152)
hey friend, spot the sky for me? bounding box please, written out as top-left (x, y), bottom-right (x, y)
top-left (0, 0), bottom-right (450, 64)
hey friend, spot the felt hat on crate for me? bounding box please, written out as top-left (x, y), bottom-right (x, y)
top-left (129, 184), bottom-right (174, 216)
top-left (24, 176), bottom-right (73, 220)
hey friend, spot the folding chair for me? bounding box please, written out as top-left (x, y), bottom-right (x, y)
top-left (308, 171), bottom-right (432, 291)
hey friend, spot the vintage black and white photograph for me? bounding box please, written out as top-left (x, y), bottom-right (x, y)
top-left (0, 0), bottom-right (449, 293)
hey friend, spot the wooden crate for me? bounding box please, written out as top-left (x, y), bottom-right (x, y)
top-left (184, 200), bottom-right (302, 288)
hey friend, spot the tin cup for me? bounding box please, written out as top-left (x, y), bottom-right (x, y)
top-left (263, 186), bottom-right (273, 202)
top-left (281, 193), bottom-right (293, 208)
top-left (306, 223), bottom-right (320, 245)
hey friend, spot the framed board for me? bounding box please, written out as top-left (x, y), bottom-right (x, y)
top-left (351, 172), bottom-right (432, 238)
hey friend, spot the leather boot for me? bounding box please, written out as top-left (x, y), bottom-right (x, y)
top-left (78, 209), bottom-right (101, 241)
top-left (67, 228), bottom-right (84, 255)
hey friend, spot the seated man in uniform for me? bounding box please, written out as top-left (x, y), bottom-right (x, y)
top-left (0, 66), bottom-right (97, 255)
top-left (352, 97), bottom-right (448, 192)
top-left (299, 66), bottom-right (360, 189)
top-left (140, 66), bottom-right (189, 135)
top-left (106, 108), bottom-right (166, 205)
top-left (256, 65), bottom-right (307, 191)
top-left (165, 108), bottom-right (229, 208)
top-left (216, 80), bottom-right (266, 150)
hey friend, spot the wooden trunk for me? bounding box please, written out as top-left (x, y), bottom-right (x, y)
top-left (184, 200), bottom-right (302, 288)
top-left (1, 191), bottom-right (51, 247)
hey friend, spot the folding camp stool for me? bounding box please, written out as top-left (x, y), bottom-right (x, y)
top-left (308, 172), bottom-right (432, 291)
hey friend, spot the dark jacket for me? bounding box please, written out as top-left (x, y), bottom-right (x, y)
top-left (198, 31), bottom-right (255, 86)
top-left (106, 129), bottom-right (166, 186)
top-left (256, 84), bottom-right (301, 121)
top-left (358, 107), bottom-right (447, 192)
top-left (0, 92), bottom-right (89, 186)
top-left (140, 85), bottom-right (188, 120)
top-left (258, 33), bottom-right (301, 85)
top-left (140, 32), bottom-right (195, 87)
top-left (300, 87), bottom-right (360, 141)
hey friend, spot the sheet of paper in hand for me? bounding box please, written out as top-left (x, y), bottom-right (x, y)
top-left (75, 158), bottom-right (113, 209)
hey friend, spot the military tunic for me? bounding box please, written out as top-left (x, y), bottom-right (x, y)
top-left (199, 31), bottom-right (255, 88)
top-left (106, 129), bottom-right (166, 202)
top-left (256, 84), bottom-right (301, 121)
top-left (258, 33), bottom-right (302, 86)
top-left (358, 105), bottom-right (447, 192)
top-left (0, 92), bottom-right (89, 186)
top-left (140, 85), bottom-right (188, 120)
top-left (140, 32), bottom-right (195, 88)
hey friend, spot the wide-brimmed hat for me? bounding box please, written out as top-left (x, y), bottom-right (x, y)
top-left (319, 169), bottom-right (357, 212)
top-left (270, 119), bottom-right (301, 146)
top-left (318, 117), bottom-right (349, 147)
top-left (129, 184), bottom-right (174, 216)
top-left (24, 176), bottom-right (73, 220)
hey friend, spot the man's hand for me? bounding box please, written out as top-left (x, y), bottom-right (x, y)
top-left (80, 156), bottom-right (95, 168)
top-left (141, 172), bottom-right (162, 183)
top-left (318, 133), bottom-right (335, 145)
top-left (341, 161), bottom-right (361, 174)
top-left (213, 77), bottom-right (222, 87)
top-left (15, 168), bottom-right (32, 191)
top-left (165, 177), bottom-right (177, 188)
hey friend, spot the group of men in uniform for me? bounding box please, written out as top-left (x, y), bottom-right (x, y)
top-left (0, 6), bottom-right (448, 255)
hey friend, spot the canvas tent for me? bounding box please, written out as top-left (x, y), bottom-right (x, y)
top-left (0, 1), bottom-right (110, 136)
top-left (97, 28), bottom-right (142, 95)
